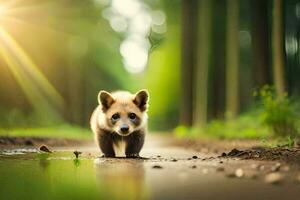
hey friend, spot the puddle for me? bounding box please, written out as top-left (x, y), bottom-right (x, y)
top-left (0, 151), bottom-right (150, 200)
top-left (1, 150), bottom-right (300, 200)
top-left (0, 148), bottom-right (39, 155)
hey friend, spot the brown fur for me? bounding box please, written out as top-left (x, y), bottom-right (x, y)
top-left (90, 90), bottom-right (149, 157)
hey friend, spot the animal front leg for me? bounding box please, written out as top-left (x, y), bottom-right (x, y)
top-left (99, 134), bottom-right (115, 157)
top-left (125, 133), bottom-right (144, 158)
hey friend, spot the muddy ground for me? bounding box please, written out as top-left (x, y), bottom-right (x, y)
top-left (0, 136), bottom-right (88, 147)
top-left (1, 134), bottom-right (300, 200)
top-left (174, 137), bottom-right (300, 165)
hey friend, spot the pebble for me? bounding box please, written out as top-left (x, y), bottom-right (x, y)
top-left (171, 158), bottom-right (178, 162)
top-left (259, 165), bottom-right (265, 171)
top-left (271, 163), bottom-right (281, 172)
top-left (264, 173), bottom-right (283, 184)
top-left (192, 155), bottom-right (198, 159)
top-left (39, 145), bottom-right (52, 153)
top-left (152, 165), bottom-right (163, 169)
top-left (191, 165), bottom-right (197, 169)
top-left (250, 164), bottom-right (259, 169)
top-left (227, 148), bottom-right (243, 156)
top-left (235, 168), bottom-right (244, 178)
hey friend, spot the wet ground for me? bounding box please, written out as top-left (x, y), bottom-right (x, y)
top-left (1, 134), bottom-right (300, 200)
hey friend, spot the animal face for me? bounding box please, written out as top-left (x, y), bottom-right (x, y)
top-left (98, 90), bottom-right (149, 136)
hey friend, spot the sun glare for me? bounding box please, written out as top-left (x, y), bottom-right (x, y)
top-left (0, 6), bottom-right (7, 17)
top-left (0, 0), bottom-right (67, 116)
top-left (0, 25), bottom-right (64, 114)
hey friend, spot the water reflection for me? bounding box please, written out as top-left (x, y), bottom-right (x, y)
top-left (0, 152), bottom-right (150, 200)
top-left (94, 158), bottom-right (149, 200)
top-left (73, 158), bottom-right (81, 167)
top-left (37, 153), bottom-right (50, 169)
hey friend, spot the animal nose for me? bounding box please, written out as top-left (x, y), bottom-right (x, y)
top-left (120, 124), bottom-right (129, 133)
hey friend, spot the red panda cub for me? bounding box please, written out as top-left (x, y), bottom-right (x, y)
top-left (90, 90), bottom-right (149, 158)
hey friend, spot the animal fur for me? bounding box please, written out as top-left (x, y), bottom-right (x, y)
top-left (90, 90), bottom-right (149, 157)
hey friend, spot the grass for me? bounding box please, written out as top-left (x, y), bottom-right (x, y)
top-left (174, 113), bottom-right (271, 140)
top-left (0, 124), bottom-right (92, 140)
top-left (175, 86), bottom-right (300, 141)
top-left (174, 114), bottom-right (298, 148)
top-left (261, 136), bottom-right (296, 148)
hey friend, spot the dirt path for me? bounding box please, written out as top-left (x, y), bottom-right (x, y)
top-left (1, 134), bottom-right (300, 200)
top-left (59, 134), bottom-right (300, 200)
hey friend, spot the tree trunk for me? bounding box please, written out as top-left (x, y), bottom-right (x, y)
top-left (210, 0), bottom-right (226, 119)
top-left (272, 0), bottom-right (286, 98)
top-left (225, 0), bottom-right (239, 119)
top-left (193, 0), bottom-right (212, 127)
top-left (180, 0), bottom-right (198, 126)
top-left (251, 0), bottom-right (271, 88)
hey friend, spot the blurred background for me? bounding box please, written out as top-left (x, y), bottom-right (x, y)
top-left (0, 0), bottom-right (299, 139)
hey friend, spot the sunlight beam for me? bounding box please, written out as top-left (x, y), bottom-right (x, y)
top-left (3, 16), bottom-right (73, 38)
top-left (0, 27), bottom-right (64, 111)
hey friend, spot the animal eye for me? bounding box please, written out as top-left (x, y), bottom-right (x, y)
top-left (111, 113), bottom-right (120, 121)
top-left (128, 113), bottom-right (136, 120)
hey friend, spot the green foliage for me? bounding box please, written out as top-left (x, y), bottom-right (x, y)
top-left (174, 125), bottom-right (202, 138)
top-left (176, 85), bottom-right (300, 140)
top-left (254, 85), bottom-right (298, 137)
top-left (0, 124), bottom-right (92, 140)
top-left (0, 107), bottom-right (64, 128)
top-left (175, 111), bottom-right (270, 139)
top-left (261, 136), bottom-right (295, 148)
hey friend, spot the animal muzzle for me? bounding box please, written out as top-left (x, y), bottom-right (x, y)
top-left (120, 124), bottom-right (129, 134)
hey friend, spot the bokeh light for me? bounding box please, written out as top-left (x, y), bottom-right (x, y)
top-left (102, 0), bottom-right (166, 74)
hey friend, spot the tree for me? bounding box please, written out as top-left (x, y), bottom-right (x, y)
top-left (193, 0), bottom-right (212, 127)
top-left (210, 0), bottom-right (226, 119)
top-left (225, 0), bottom-right (240, 119)
top-left (251, 0), bottom-right (271, 88)
top-left (272, 0), bottom-right (286, 98)
top-left (180, 0), bottom-right (198, 126)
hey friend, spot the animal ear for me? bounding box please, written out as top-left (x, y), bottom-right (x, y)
top-left (133, 89), bottom-right (149, 111)
top-left (98, 90), bottom-right (115, 112)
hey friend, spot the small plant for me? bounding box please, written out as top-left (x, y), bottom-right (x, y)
top-left (277, 136), bottom-right (295, 148)
top-left (261, 136), bottom-right (295, 148)
top-left (255, 85), bottom-right (298, 137)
